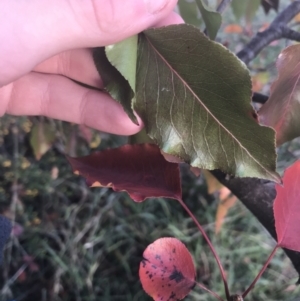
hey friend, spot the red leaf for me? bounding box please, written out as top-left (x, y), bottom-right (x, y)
top-left (274, 160), bottom-right (300, 252)
top-left (67, 144), bottom-right (181, 202)
top-left (139, 237), bottom-right (196, 301)
top-left (259, 44), bottom-right (300, 145)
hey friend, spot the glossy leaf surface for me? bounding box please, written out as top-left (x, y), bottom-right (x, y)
top-left (259, 44), bottom-right (300, 145)
top-left (274, 160), bottom-right (300, 252)
top-left (139, 237), bottom-right (196, 301)
top-left (135, 24), bottom-right (279, 182)
top-left (67, 144), bottom-right (181, 202)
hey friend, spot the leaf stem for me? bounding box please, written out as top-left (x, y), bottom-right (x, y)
top-left (195, 281), bottom-right (225, 301)
top-left (178, 199), bottom-right (231, 301)
top-left (242, 245), bottom-right (279, 298)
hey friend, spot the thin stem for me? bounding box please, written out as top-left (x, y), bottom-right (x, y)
top-left (177, 199), bottom-right (231, 301)
top-left (237, 1), bottom-right (300, 63)
top-left (242, 245), bottom-right (279, 298)
top-left (195, 281), bottom-right (225, 301)
top-left (252, 92), bottom-right (269, 104)
top-left (217, 0), bottom-right (232, 14)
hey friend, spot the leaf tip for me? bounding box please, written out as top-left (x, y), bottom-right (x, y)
top-left (272, 171), bottom-right (282, 184)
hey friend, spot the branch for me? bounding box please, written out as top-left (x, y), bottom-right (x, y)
top-left (282, 27), bottom-right (300, 41)
top-left (211, 170), bottom-right (300, 284)
top-left (231, 2), bottom-right (300, 280)
top-left (252, 92), bottom-right (269, 104)
top-left (237, 1), bottom-right (300, 64)
top-left (217, 0), bottom-right (232, 14)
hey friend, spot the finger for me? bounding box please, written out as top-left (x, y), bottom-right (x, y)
top-left (153, 11), bottom-right (184, 27)
top-left (33, 12), bottom-right (184, 89)
top-left (1, 73), bottom-right (143, 135)
top-left (1, 0), bottom-right (178, 85)
top-left (34, 49), bottom-right (104, 89)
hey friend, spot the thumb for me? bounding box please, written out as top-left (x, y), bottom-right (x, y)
top-left (81, 0), bottom-right (179, 46)
top-left (0, 0), bottom-right (178, 84)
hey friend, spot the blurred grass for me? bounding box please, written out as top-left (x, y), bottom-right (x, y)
top-left (1, 1), bottom-right (300, 300)
top-left (0, 115), bottom-right (299, 301)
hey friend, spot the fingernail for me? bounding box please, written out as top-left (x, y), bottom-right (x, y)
top-left (144, 0), bottom-right (168, 14)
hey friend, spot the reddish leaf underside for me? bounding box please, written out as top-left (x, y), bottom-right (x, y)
top-left (274, 160), bottom-right (300, 252)
top-left (139, 237), bottom-right (196, 301)
top-left (259, 44), bottom-right (300, 145)
top-left (67, 144), bottom-right (181, 202)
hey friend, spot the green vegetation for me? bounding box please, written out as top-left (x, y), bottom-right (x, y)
top-left (0, 116), bottom-right (299, 300)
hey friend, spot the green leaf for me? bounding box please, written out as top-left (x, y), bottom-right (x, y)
top-left (93, 35), bottom-right (138, 124)
top-left (105, 35), bottom-right (138, 98)
top-left (178, 0), bottom-right (202, 27)
top-left (135, 24), bottom-right (280, 182)
top-left (231, 0), bottom-right (247, 21)
top-left (30, 121), bottom-right (56, 160)
top-left (195, 0), bottom-right (222, 40)
top-left (231, 0), bottom-right (260, 23)
top-left (259, 44), bottom-right (300, 146)
top-left (245, 0), bottom-right (260, 24)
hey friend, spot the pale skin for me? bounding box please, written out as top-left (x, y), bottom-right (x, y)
top-left (0, 0), bottom-right (183, 135)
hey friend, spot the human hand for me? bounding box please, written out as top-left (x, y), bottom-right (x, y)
top-left (0, 0), bottom-right (183, 135)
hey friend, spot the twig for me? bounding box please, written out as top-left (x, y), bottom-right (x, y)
top-left (242, 245), bottom-right (279, 298)
top-left (282, 27), bottom-right (300, 41)
top-left (195, 281), bottom-right (225, 301)
top-left (217, 0), bottom-right (232, 14)
top-left (211, 170), bottom-right (300, 284)
top-left (252, 92), bottom-right (269, 104)
top-left (178, 199), bottom-right (231, 301)
top-left (237, 1), bottom-right (300, 64)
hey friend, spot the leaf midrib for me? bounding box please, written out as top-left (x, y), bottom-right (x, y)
top-left (144, 34), bottom-right (277, 180)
